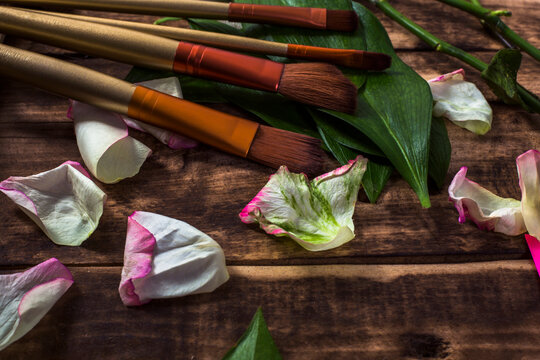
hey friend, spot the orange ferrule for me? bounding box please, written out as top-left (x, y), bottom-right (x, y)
top-left (127, 86), bottom-right (259, 157)
top-left (173, 42), bottom-right (284, 92)
top-left (228, 3), bottom-right (327, 29)
top-left (287, 44), bottom-right (359, 64)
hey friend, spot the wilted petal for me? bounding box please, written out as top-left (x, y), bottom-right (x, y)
top-left (0, 258), bottom-right (73, 351)
top-left (119, 211), bottom-right (229, 306)
top-left (428, 69), bottom-right (492, 135)
top-left (448, 167), bottom-right (525, 235)
top-left (517, 149), bottom-right (540, 239)
top-left (0, 161), bottom-right (106, 246)
top-left (122, 77), bottom-right (197, 149)
top-left (239, 156), bottom-right (368, 251)
top-left (69, 101), bottom-right (152, 184)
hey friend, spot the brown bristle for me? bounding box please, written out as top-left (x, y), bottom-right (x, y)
top-left (247, 125), bottom-right (325, 176)
top-left (278, 63), bottom-right (357, 114)
top-left (358, 51), bottom-right (392, 71)
top-left (325, 9), bottom-right (358, 32)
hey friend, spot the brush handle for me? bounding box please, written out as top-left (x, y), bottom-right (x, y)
top-left (0, 7), bottom-right (285, 93)
top-left (28, 9), bottom-right (290, 56)
top-left (0, 43), bottom-right (259, 157)
top-left (0, 0), bottom-right (230, 18)
top-left (227, 3), bottom-right (326, 29)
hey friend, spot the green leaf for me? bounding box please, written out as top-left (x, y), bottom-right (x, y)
top-left (327, 3), bottom-right (433, 208)
top-left (222, 308), bottom-right (282, 360)
top-left (428, 117), bottom-right (451, 190)
top-left (481, 49), bottom-right (527, 108)
top-left (188, 18), bottom-right (246, 36)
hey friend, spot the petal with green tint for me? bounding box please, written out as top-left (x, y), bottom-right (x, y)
top-left (0, 161), bottom-right (106, 246)
top-left (428, 69), bottom-right (492, 135)
top-left (517, 150), bottom-right (540, 239)
top-left (239, 156), bottom-right (367, 251)
top-left (448, 167), bottom-right (525, 235)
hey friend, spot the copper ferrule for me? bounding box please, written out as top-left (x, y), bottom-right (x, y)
top-left (173, 42), bottom-right (284, 93)
top-left (228, 3), bottom-right (326, 29)
top-left (285, 44), bottom-right (357, 67)
top-left (127, 86), bottom-right (259, 157)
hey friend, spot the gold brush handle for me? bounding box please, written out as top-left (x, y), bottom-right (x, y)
top-left (0, 6), bottom-right (178, 71)
top-left (27, 9), bottom-right (289, 56)
top-left (0, 43), bottom-right (135, 114)
top-left (0, 0), bottom-right (230, 17)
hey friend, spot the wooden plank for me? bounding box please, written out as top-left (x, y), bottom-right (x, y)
top-left (0, 261), bottom-right (539, 359)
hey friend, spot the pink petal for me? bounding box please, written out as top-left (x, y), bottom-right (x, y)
top-left (525, 235), bottom-right (540, 278)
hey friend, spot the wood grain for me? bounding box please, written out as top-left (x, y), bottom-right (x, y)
top-left (1, 262), bottom-right (539, 360)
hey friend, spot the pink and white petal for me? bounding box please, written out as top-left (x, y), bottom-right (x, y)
top-left (0, 162), bottom-right (106, 246)
top-left (517, 149), bottom-right (540, 239)
top-left (69, 101), bottom-right (152, 184)
top-left (448, 167), bottom-right (525, 235)
top-left (239, 158), bottom-right (366, 251)
top-left (428, 69), bottom-right (492, 135)
top-left (525, 235), bottom-right (540, 278)
top-left (0, 258), bottom-right (73, 351)
top-left (122, 77), bottom-right (198, 149)
top-left (119, 211), bottom-right (229, 306)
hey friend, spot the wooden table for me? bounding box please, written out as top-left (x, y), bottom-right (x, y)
top-left (1, 1), bottom-right (539, 359)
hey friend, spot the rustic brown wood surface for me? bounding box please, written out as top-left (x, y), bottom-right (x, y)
top-left (0, 0), bottom-right (539, 358)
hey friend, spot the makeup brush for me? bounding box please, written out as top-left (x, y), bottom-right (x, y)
top-left (0, 0), bottom-right (358, 31)
top-left (27, 9), bottom-right (391, 70)
top-left (0, 43), bottom-right (325, 174)
top-left (0, 6), bottom-right (357, 113)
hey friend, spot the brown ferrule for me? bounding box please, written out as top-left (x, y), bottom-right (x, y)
top-left (228, 3), bottom-right (326, 30)
top-left (173, 42), bottom-right (284, 92)
top-left (286, 44), bottom-right (357, 64)
top-left (127, 86), bottom-right (259, 157)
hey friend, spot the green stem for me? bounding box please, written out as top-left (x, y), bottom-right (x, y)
top-left (369, 0), bottom-right (540, 113)
top-left (437, 0), bottom-right (540, 62)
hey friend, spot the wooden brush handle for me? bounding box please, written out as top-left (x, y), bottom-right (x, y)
top-left (0, 6), bottom-right (178, 71)
top-left (0, 43), bottom-right (260, 157)
top-left (0, 43), bottom-right (135, 114)
top-left (0, 0), bottom-right (230, 17)
top-left (27, 9), bottom-right (289, 56)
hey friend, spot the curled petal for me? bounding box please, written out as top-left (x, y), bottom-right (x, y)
top-left (525, 235), bottom-right (540, 278)
top-left (122, 77), bottom-right (197, 149)
top-left (240, 156), bottom-right (368, 251)
top-left (0, 162), bottom-right (106, 246)
top-left (428, 69), bottom-right (492, 135)
top-left (0, 258), bottom-right (73, 351)
top-left (119, 211), bottom-right (229, 306)
top-left (448, 167), bottom-right (525, 235)
top-left (517, 150), bottom-right (540, 239)
top-left (69, 101), bottom-right (152, 184)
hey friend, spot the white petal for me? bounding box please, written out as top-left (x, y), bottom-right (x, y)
top-left (0, 161), bottom-right (107, 246)
top-left (119, 211), bottom-right (229, 306)
top-left (428, 69), bottom-right (492, 135)
top-left (239, 157), bottom-right (367, 251)
top-left (517, 150), bottom-right (540, 239)
top-left (69, 101), bottom-right (152, 184)
top-left (448, 167), bottom-right (525, 235)
top-left (122, 77), bottom-right (197, 149)
top-left (0, 258), bottom-right (73, 351)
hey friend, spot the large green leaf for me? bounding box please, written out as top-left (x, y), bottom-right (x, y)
top-left (327, 3), bottom-right (433, 208)
top-left (222, 308), bottom-right (282, 360)
top-left (428, 116), bottom-right (451, 190)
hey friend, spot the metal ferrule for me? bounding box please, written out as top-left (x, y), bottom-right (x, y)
top-left (173, 42), bottom-right (285, 93)
top-left (228, 3), bottom-right (327, 29)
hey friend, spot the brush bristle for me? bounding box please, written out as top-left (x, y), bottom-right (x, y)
top-left (247, 125), bottom-right (325, 176)
top-left (278, 63), bottom-right (357, 114)
top-left (326, 9), bottom-right (358, 32)
top-left (358, 51), bottom-right (392, 70)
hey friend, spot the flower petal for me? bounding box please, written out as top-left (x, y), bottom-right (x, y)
top-left (525, 235), bottom-right (540, 278)
top-left (0, 161), bottom-right (107, 246)
top-left (428, 69), bottom-right (492, 135)
top-left (448, 166), bottom-right (525, 235)
top-left (122, 77), bottom-right (197, 149)
top-left (240, 156), bottom-right (368, 251)
top-left (119, 211), bottom-right (229, 306)
top-left (68, 101), bottom-right (152, 184)
top-left (517, 149), bottom-right (540, 239)
top-left (0, 258), bottom-right (73, 351)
